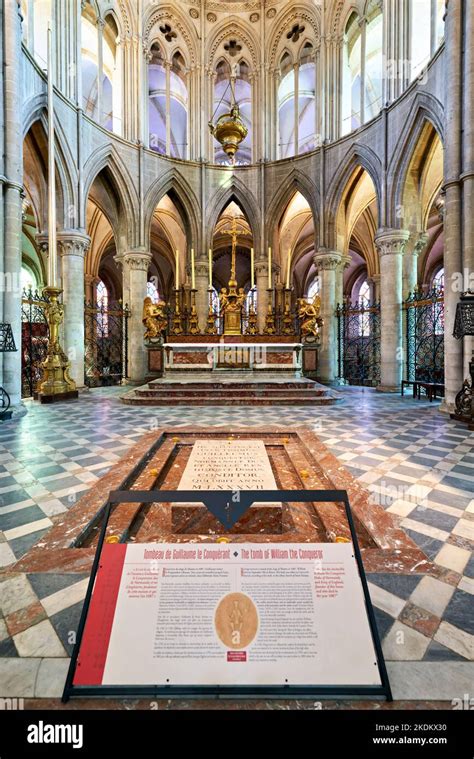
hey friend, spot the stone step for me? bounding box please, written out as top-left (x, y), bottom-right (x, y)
top-left (148, 381), bottom-right (317, 390)
top-left (137, 387), bottom-right (328, 398)
top-left (122, 394), bottom-right (336, 406)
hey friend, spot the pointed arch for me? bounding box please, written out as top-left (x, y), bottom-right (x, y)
top-left (83, 144), bottom-right (139, 247)
top-left (268, 4), bottom-right (320, 68)
top-left (266, 169), bottom-right (320, 240)
top-left (143, 168), bottom-right (200, 251)
top-left (325, 143), bottom-right (382, 248)
top-left (143, 4), bottom-right (198, 66)
top-left (22, 93), bottom-right (47, 137)
top-left (23, 114), bottom-right (77, 231)
top-left (206, 178), bottom-right (261, 254)
top-left (206, 16), bottom-right (260, 69)
top-left (387, 95), bottom-right (445, 228)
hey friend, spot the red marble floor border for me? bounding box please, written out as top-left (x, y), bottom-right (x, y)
top-left (6, 426), bottom-right (433, 576)
top-left (22, 698), bottom-right (453, 711)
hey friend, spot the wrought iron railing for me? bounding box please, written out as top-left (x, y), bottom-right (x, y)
top-left (84, 300), bottom-right (130, 387)
top-left (336, 300), bottom-right (381, 386)
top-left (404, 287), bottom-right (444, 384)
top-left (21, 287), bottom-right (50, 398)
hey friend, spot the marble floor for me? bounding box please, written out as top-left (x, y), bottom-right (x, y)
top-left (0, 386), bottom-right (472, 707)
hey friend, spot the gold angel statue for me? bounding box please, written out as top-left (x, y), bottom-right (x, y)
top-left (297, 294), bottom-right (323, 338)
top-left (142, 297), bottom-right (167, 340)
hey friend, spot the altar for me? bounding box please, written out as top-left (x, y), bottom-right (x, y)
top-left (135, 203), bottom-right (326, 402)
top-left (161, 340), bottom-right (302, 372)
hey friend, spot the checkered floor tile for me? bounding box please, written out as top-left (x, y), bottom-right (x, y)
top-left (0, 386), bottom-right (472, 699)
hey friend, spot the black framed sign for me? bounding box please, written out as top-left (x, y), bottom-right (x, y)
top-left (63, 490), bottom-right (392, 702)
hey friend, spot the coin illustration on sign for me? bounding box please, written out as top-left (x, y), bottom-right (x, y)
top-left (215, 592), bottom-right (258, 649)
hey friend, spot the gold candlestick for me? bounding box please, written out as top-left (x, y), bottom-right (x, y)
top-left (263, 288), bottom-right (276, 335)
top-left (245, 289), bottom-right (258, 336)
top-left (188, 289), bottom-right (200, 335)
top-left (205, 287), bottom-right (218, 335)
top-left (282, 288), bottom-right (296, 335)
top-left (170, 289), bottom-right (184, 335)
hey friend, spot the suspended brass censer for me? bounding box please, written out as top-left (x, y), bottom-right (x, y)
top-left (209, 71), bottom-right (248, 163)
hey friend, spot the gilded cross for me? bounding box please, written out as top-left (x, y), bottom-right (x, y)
top-left (222, 217), bottom-right (251, 284)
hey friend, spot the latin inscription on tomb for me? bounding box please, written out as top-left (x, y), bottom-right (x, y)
top-left (178, 440), bottom-right (278, 497)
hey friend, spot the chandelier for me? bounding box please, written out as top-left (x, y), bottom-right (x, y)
top-left (209, 67), bottom-right (248, 163)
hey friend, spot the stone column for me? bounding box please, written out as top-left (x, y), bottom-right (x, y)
top-left (442, 0), bottom-right (463, 410)
top-left (335, 254), bottom-right (352, 308)
top-left (403, 232), bottom-right (427, 298)
top-left (194, 260), bottom-right (208, 331)
top-left (2, 0), bottom-right (23, 407)
top-left (255, 262), bottom-right (269, 333)
top-left (369, 274), bottom-right (381, 302)
top-left (84, 274), bottom-right (99, 305)
top-left (58, 231), bottom-right (90, 388)
top-left (375, 229), bottom-right (410, 392)
top-left (313, 249), bottom-right (342, 383)
top-left (122, 251), bottom-right (151, 384)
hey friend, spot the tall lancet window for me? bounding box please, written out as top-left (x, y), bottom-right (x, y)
top-left (342, 5), bottom-right (383, 136)
top-left (169, 52), bottom-right (189, 159)
top-left (278, 44), bottom-right (316, 159)
top-left (30, 0), bottom-right (51, 67)
top-left (358, 280), bottom-right (371, 336)
top-left (96, 280), bottom-right (109, 337)
top-left (297, 43), bottom-right (317, 154)
top-left (213, 58), bottom-right (252, 165)
top-left (364, 1), bottom-right (383, 122)
top-left (102, 15), bottom-right (122, 135)
top-left (410, 0), bottom-right (446, 81)
top-left (278, 52), bottom-right (295, 158)
top-left (148, 43), bottom-right (167, 154)
top-left (81, 6), bottom-right (100, 121)
top-left (149, 47), bottom-right (189, 158)
top-left (342, 13), bottom-right (362, 134)
top-left (81, 5), bottom-right (121, 132)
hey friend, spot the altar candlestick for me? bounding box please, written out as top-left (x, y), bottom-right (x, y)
top-left (268, 246), bottom-right (272, 289)
top-left (175, 249), bottom-right (179, 290)
top-left (208, 248), bottom-right (212, 288)
top-left (191, 248), bottom-right (195, 290)
top-left (250, 247), bottom-right (254, 289)
top-left (286, 248), bottom-right (292, 289)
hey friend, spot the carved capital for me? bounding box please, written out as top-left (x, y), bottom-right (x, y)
top-left (57, 231), bottom-right (91, 258)
top-left (339, 254), bottom-right (352, 271)
top-left (412, 232), bottom-right (429, 257)
top-left (35, 233), bottom-right (49, 255)
top-left (195, 262), bottom-right (208, 277)
top-left (122, 251), bottom-right (152, 272)
top-left (374, 229), bottom-right (410, 257)
top-left (313, 249), bottom-right (342, 271)
top-left (255, 262), bottom-right (269, 277)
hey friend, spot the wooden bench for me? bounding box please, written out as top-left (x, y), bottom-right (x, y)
top-left (414, 381), bottom-right (445, 402)
top-left (402, 380), bottom-right (445, 401)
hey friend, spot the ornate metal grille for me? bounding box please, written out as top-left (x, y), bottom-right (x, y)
top-left (336, 300), bottom-right (381, 386)
top-left (405, 287), bottom-right (445, 383)
top-left (84, 300), bottom-right (129, 387)
top-left (21, 288), bottom-right (50, 398)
